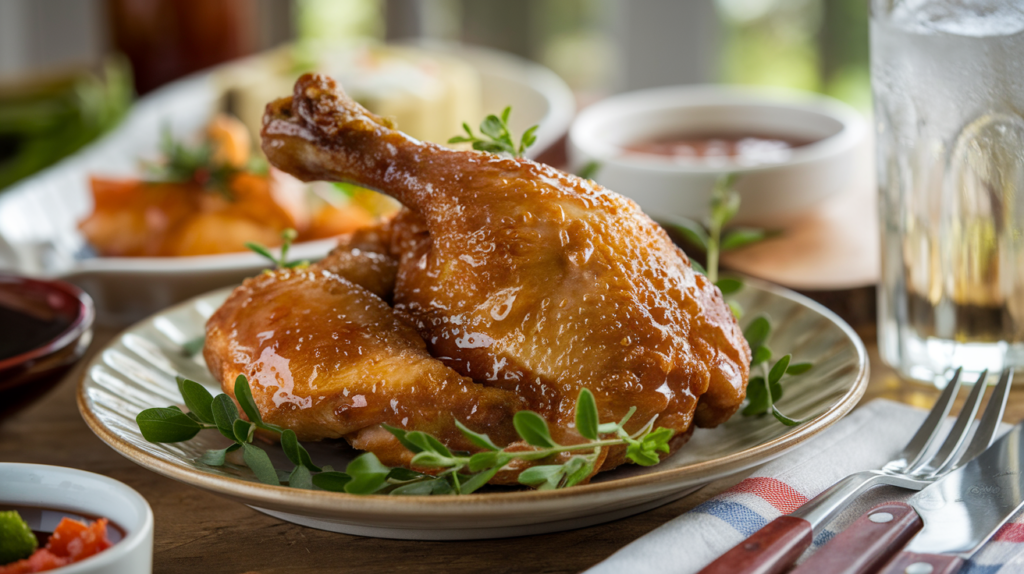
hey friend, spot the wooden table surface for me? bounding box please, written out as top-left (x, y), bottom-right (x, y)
top-left (2, 319), bottom-right (1018, 574)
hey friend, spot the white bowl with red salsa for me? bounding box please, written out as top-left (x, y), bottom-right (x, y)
top-left (568, 85), bottom-right (867, 226)
top-left (0, 464), bottom-right (152, 573)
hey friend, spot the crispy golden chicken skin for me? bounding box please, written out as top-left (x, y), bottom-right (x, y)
top-left (251, 74), bottom-right (751, 465)
top-left (204, 233), bottom-right (525, 469)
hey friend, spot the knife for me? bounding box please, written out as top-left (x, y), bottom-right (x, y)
top-left (791, 421), bottom-right (1024, 574)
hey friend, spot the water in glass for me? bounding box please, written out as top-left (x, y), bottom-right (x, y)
top-left (872, 0), bottom-right (1024, 385)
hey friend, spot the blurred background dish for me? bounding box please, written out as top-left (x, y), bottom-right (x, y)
top-left (0, 463), bottom-right (154, 574)
top-left (0, 275), bottom-right (94, 394)
top-left (568, 85), bottom-right (867, 226)
top-left (0, 42), bottom-right (574, 326)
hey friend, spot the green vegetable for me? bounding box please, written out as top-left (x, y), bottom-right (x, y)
top-left (246, 228), bottom-right (308, 270)
top-left (448, 106), bottom-right (537, 157)
top-left (0, 57), bottom-right (132, 191)
top-left (137, 376), bottom-right (676, 495)
top-left (146, 126), bottom-right (267, 201)
top-left (0, 510), bottom-right (37, 564)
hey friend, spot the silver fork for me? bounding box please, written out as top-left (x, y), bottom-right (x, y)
top-left (698, 367), bottom-right (1014, 574)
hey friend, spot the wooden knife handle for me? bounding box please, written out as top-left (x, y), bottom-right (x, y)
top-left (877, 552), bottom-right (964, 574)
top-left (696, 516), bottom-right (813, 574)
top-left (790, 502), bottom-right (923, 574)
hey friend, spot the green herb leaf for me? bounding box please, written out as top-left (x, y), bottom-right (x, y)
top-left (751, 346), bottom-right (772, 366)
top-left (137, 407), bottom-right (203, 443)
top-left (519, 125), bottom-right (538, 155)
top-left (710, 174), bottom-right (741, 229)
top-left (742, 376), bottom-right (769, 416)
top-left (518, 465), bottom-right (564, 488)
top-left (787, 362), bottom-right (813, 375)
top-left (176, 377), bottom-right (215, 424)
top-left (468, 451), bottom-right (502, 472)
top-left (454, 420), bottom-right (500, 452)
top-left (575, 388), bottom-right (599, 440)
top-left (199, 444), bottom-right (240, 466)
top-left (233, 374), bottom-right (263, 425)
top-left (382, 424), bottom-right (424, 454)
top-left (242, 443), bottom-right (280, 485)
top-left (768, 355), bottom-right (792, 385)
top-left (388, 468), bottom-right (428, 482)
top-left (715, 277), bottom-right (743, 295)
top-left (480, 114), bottom-right (506, 142)
top-left (690, 259), bottom-right (707, 275)
top-left (460, 466), bottom-right (502, 494)
top-left (233, 419), bottom-right (255, 443)
top-left (743, 316), bottom-right (771, 351)
top-left (403, 431), bottom-right (453, 458)
top-left (391, 477), bottom-right (453, 496)
top-left (513, 411), bottom-right (558, 448)
top-left (722, 228), bottom-right (769, 251)
top-left (410, 451), bottom-right (456, 469)
top-left (245, 242), bottom-right (276, 265)
top-left (771, 406), bottom-right (812, 427)
top-left (666, 217), bottom-right (709, 252)
top-left (626, 427), bottom-right (675, 466)
top-left (281, 429), bottom-right (322, 472)
top-left (311, 471), bottom-right (352, 492)
top-left (728, 300), bottom-right (744, 320)
top-left (561, 456), bottom-right (595, 488)
top-left (344, 453), bottom-right (391, 494)
top-left (575, 160), bottom-right (601, 180)
top-left (450, 107), bottom-right (537, 158)
top-left (211, 394), bottom-right (240, 441)
top-left (288, 465), bottom-right (313, 490)
top-left (181, 336), bottom-right (205, 357)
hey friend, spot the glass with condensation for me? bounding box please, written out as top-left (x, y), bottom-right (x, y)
top-left (872, 0), bottom-right (1024, 385)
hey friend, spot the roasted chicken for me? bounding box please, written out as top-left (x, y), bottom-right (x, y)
top-left (205, 73), bottom-right (750, 483)
top-left (204, 228), bottom-right (525, 468)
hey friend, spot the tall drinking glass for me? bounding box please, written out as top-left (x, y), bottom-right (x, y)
top-left (872, 0), bottom-right (1024, 385)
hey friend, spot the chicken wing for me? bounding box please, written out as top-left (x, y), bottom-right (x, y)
top-left (259, 74), bottom-right (750, 470)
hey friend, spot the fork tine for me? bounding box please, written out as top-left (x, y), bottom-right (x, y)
top-left (895, 367), bottom-right (962, 470)
top-left (911, 369), bottom-right (988, 476)
top-left (950, 368), bottom-right (1014, 470)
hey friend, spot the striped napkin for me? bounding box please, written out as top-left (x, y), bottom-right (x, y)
top-left (586, 399), bottom-right (1024, 574)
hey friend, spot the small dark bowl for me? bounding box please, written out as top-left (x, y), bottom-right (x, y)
top-left (0, 275), bottom-right (94, 393)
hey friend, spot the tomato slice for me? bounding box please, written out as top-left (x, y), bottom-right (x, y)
top-left (0, 517), bottom-right (114, 573)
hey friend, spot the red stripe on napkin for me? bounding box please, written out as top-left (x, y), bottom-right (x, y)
top-left (993, 523), bottom-right (1024, 543)
top-left (723, 477), bottom-right (808, 514)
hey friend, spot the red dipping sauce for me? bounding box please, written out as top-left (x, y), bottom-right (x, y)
top-left (622, 133), bottom-right (817, 166)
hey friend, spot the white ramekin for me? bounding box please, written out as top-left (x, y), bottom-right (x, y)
top-left (569, 85), bottom-right (867, 226)
top-left (0, 463), bottom-right (154, 574)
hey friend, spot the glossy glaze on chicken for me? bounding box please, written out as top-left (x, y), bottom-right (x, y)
top-left (204, 74), bottom-right (750, 484)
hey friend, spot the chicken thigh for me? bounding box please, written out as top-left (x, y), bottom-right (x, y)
top-left (259, 74), bottom-right (750, 467)
top-left (204, 230), bottom-right (524, 468)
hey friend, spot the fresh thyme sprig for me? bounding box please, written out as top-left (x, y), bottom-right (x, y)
top-left (662, 175), bottom-right (811, 427)
top-left (136, 376), bottom-right (675, 495)
top-left (665, 173), bottom-right (773, 316)
top-left (738, 316), bottom-right (814, 427)
top-left (245, 228), bottom-right (308, 269)
top-left (449, 106), bottom-right (538, 157)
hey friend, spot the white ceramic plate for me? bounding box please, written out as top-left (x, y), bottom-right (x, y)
top-left (78, 278), bottom-right (868, 540)
top-left (0, 43), bottom-right (575, 326)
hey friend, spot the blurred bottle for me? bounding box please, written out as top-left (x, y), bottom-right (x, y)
top-left (108, 0), bottom-right (258, 94)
